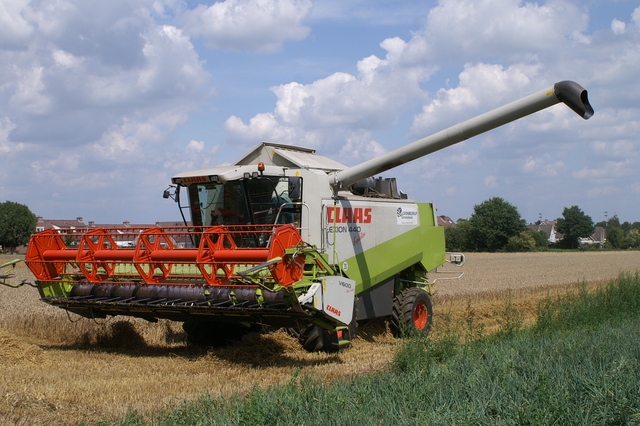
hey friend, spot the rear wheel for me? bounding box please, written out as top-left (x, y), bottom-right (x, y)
top-left (390, 287), bottom-right (433, 336)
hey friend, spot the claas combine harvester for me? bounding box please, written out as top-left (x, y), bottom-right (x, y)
top-left (21, 81), bottom-right (593, 352)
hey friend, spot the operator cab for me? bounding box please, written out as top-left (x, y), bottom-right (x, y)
top-left (187, 176), bottom-right (301, 227)
top-left (167, 163), bottom-right (303, 230)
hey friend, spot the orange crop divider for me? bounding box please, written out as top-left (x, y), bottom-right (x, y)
top-left (25, 230), bottom-right (69, 280)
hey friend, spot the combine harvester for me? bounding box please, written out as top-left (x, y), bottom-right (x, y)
top-left (22, 81), bottom-right (593, 352)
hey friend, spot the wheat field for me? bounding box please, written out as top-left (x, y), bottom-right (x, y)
top-left (1, 251), bottom-right (638, 424)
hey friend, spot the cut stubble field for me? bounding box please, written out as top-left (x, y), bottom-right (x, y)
top-left (1, 250), bottom-right (638, 424)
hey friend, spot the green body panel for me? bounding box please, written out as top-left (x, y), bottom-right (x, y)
top-left (341, 203), bottom-right (445, 294)
top-left (38, 280), bottom-right (72, 298)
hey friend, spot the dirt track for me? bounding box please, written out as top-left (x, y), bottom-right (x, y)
top-left (1, 251), bottom-right (638, 424)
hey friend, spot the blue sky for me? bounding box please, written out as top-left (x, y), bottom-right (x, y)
top-left (1, 0), bottom-right (639, 226)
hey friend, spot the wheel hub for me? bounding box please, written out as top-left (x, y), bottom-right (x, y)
top-left (413, 301), bottom-right (428, 330)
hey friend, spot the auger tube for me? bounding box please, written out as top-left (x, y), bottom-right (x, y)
top-left (332, 80), bottom-right (593, 188)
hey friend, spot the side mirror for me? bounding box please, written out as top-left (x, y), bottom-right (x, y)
top-left (163, 185), bottom-right (178, 201)
top-left (288, 176), bottom-right (302, 201)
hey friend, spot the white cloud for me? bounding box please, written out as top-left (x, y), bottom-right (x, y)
top-left (52, 49), bottom-right (84, 68)
top-left (92, 109), bottom-right (188, 162)
top-left (8, 66), bottom-right (51, 114)
top-left (633, 6), bottom-right (640, 26)
top-left (0, 0), bottom-right (210, 152)
top-left (591, 140), bottom-right (637, 159)
top-left (163, 142), bottom-right (223, 176)
top-left (572, 160), bottom-right (634, 181)
top-left (186, 140), bottom-right (205, 154)
top-left (0, 0), bottom-right (213, 223)
top-left (224, 36), bottom-right (432, 160)
top-left (0, 117), bottom-right (20, 154)
top-left (445, 186), bottom-right (458, 196)
top-left (587, 185), bottom-right (622, 199)
top-left (521, 156), bottom-right (565, 177)
top-left (0, 0), bottom-right (33, 50)
top-left (522, 156), bottom-right (538, 174)
top-left (420, 0), bottom-right (589, 61)
top-left (180, 0), bottom-right (312, 53)
top-left (410, 63), bottom-right (534, 136)
top-left (337, 134), bottom-right (387, 162)
top-left (484, 175), bottom-right (498, 188)
top-left (135, 25), bottom-right (209, 97)
top-left (611, 18), bottom-right (626, 35)
top-left (225, 112), bottom-right (300, 145)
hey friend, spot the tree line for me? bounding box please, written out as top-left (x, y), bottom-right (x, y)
top-left (445, 197), bottom-right (640, 253)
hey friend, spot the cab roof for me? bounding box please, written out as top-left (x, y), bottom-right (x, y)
top-left (235, 143), bottom-right (346, 172)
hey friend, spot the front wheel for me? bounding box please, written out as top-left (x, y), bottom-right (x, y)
top-left (390, 287), bottom-right (433, 336)
top-left (297, 320), bottom-right (356, 353)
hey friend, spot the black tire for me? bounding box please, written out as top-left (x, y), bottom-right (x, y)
top-left (182, 321), bottom-right (258, 348)
top-left (299, 325), bottom-right (334, 352)
top-left (390, 287), bottom-right (433, 337)
top-left (297, 310), bottom-right (357, 353)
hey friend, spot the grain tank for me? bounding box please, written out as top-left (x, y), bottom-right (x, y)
top-left (24, 81), bottom-right (593, 352)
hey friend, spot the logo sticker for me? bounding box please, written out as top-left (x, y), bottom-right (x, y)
top-left (396, 206), bottom-right (419, 225)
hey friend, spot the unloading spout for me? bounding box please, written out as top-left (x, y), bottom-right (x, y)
top-left (332, 80), bottom-right (593, 188)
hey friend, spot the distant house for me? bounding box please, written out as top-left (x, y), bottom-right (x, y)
top-left (14, 217), bottom-right (91, 253)
top-left (527, 220), bottom-right (561, 243)
top-left (437, 215), bottom-right (456, 227)
top-left (579, 227), bottom-right (606, 246)
top-left (87, 221), bottom-right (155, 228)
top-left (528, 220), bottom-right (606, 246)
top-left (36, 216), bottom-right (88, 233)
top-left (86, 221), bottom-right (188, 248)
top-left (155, 221), bottom-right (191, 228)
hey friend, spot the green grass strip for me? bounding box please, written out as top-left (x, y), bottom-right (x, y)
top-left (535, 271), bottom-right (640, 333)
top-left (101, 272), bottom-right (640, 426)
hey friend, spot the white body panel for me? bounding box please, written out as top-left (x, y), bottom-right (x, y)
top-left (320, 196), bottom-right (421, 265)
